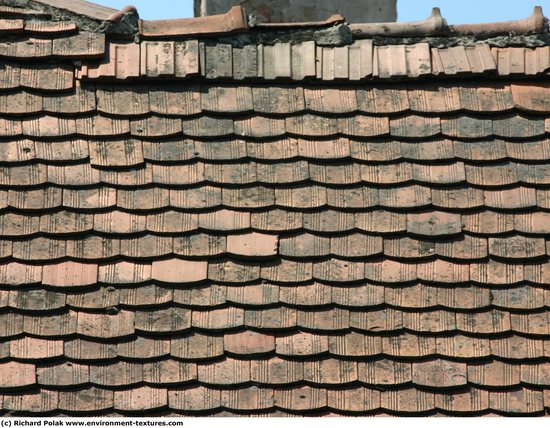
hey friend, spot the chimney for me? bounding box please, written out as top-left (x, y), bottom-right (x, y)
top-left (194, 0), bottom-right (397, 24)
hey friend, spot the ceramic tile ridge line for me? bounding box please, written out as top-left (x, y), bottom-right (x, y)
top-left (140, 6), bottom-right (248, 37)
top-left (349, 6), bottom-right (547, 37)
top-left (139, 5), bottom-right (547, 38)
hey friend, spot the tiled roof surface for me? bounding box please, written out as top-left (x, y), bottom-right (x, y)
top-left (1, 0), bottom-right (550, 417)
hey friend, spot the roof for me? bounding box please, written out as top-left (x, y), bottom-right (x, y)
top-left (0, 0), bottom-right (550, 417)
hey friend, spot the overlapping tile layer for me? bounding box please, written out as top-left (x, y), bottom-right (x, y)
top-left (1, 1), bottom-right (550, 418)
top-left (78, 40), bottom-right (550, 81)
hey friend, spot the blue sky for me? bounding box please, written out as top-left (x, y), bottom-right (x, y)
top-left (94, 0), bottom-right (548, 24)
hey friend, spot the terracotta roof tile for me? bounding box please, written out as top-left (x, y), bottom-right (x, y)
top-left (391, 115), bottom-right (441, 138)
top-left (0, 361), bottom-right (36, 388)
top-left (23, 311), bottom-right (77, 336)
top-left (25, 20), bottom-right (77, 34)
top-left (151, 260), bottom-right (207, 283)
top-left (407, 212), bottom-right (462, 236)
top-left (65, 338), bottom-right (117, 361)
top-left (358, 359), bottom-right (411, 386)
top-left (135, 307), bottom-right (190, 333)
top-left (413, 360), bottom-right (467, 387)
top-left (9, 288), bottom-right (65, 311)
top-left (436, 336), bottom-right (490, 359)
top-left (89, 362), bottom-right (142, 387)
top-left (118, 337), bottom-right (170, 360)
top-left (304, 359), bottom-right (357, 385)
top-left (492, 336), bottom-right (546, 360)
top-left (512, 82), bottom-right (550, 112)
top-left (119, 284), bottom-right (173, 308)
top-left (222, 387), bottom-right (275, 411)
top-left (0, 92), bottom-right (41, 115)
top-left (114, 387), bottom-right (167, 412)
top-left (20, 65), bottom-right (73, 91)
top-left (381, 389), bottom-right (435, 413)
top-left (7, 187), bottom-right (60, 210)
top-left (435, 389), bottom-right (489, 413)
top-left (63, 188), bottom-right (116, 210)
top-left (42, 262), bottom-right (97, 288)
top-left (209, 260), bottom-right (260, 283)
top-left (0, 18), bottom-right (24, 33)
top-left (245, 307), bottom-right (298, 329)
top-left (171, 333), bottom-right (223, 360)
top-left (433, 45), bottom-right (496, 76)
top-left (146, 212), bottom-right (198, 234)
top-left (328, 388), bottom-right (381, 413)
top-left (374, 43), bottom-right (432, 79)
top-left (489, 389), bottom-right (544, 414)
top-left (224, 331), bottom-right (275, 355)
top-left (494, 47), bottom-right (550, 76)
top-left (82, 42), bottom-right (140, 80)
top-left (274, 386), bottom-right (327, 411)
top-left (197, 358), bottom-right (250, 385)
top-left (276, 332), bottom-right (329, 357)
top-left (489, 235), bottom-right (546, 259)
top-left (143, 360), bottom-right (197, 385)
top-left (140, 41), bottom-right (199, 78)
top-left (173, 234), bottom-right (225, 258)
top-left (408, 85), bottom-right (460, 112)
top-left (76, 311), bottom-right (135, 339)
top-left (168, 386), bottom-right (221, 411)
top-left (0, 37), bottom-right (53, 58)
top-left (10, 336), bottom-right (63, 360)
top-left (468, 361), bottom-right (520, 387)
top-left (226, 233), bottom-right (278, 257)
top-left (250, 357), bottom-right (303, 384)
top-left (52, 33), bottom-right (105, 58)
top-left (225, 283), bottom-right (278, 306)
top-left (3, 389), bottom-right (59, 413)
top-left (491, 286), bottom-right (546, 310)
top-left (151, 163), bottom-right (203, 186)
top-left (192, 307), bottom-right (245, 330)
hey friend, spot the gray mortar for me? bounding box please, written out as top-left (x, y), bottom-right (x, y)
top-left (214, 24), bottom-right (353, 47)
top-left (0, 0), bottom-right (138, 35)
top-left (197, 27), bottom-right (550, 49)
top-left (366, 33), bottom-right (550, 48)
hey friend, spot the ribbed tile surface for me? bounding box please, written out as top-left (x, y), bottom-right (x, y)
top-left (2, 4), bottom-right (550, 418)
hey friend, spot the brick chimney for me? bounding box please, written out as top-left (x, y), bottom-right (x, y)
top-left (194, 0), bottom-right (397, 24)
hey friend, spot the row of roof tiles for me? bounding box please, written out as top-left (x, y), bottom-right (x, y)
top-left (2, 185), bottom-right (550, 211)
top-left (2, 236), bottom-right (550, 261)
top-left (5, 357), bottom-right (550, 388)
top-left (1, 385), bottom-right (548, 415)
top-left (0, 209), bottom-right (547, 242)
top-left (2, 282), bottom-right (549, 311)
top-left (1, 83), bottom-right (549, 115)
top-left (1, 161), bottom-right (549, 188)
top-left (3, 308), bottom-right (550, 337)
top-left (3, 331), bottom-right (550, 360)
top-left (0, 113), bottom-right (548, 139)
top-left (0, 227), bottom-right (550, 260)
top-left (3, 258), bottom-right (550, 285)
top-left (3, 138), bottom-right (550, 165)
top-left (0, 33), bottom-right (105, 58)
top-left (1, 217), bottom-right (550, 256)
top-left (79, 40), bottom-right (550, 81)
